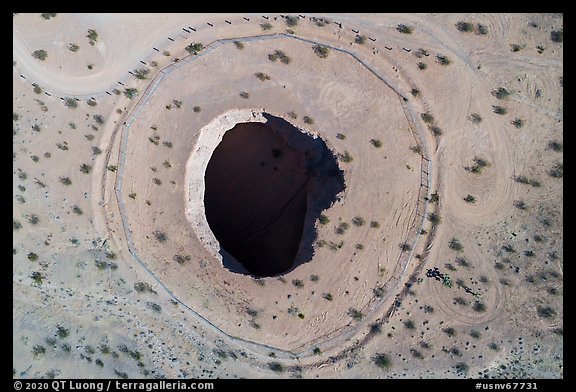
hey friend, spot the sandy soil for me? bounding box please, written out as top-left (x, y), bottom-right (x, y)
top-left (13, 13), bottom-right (562, 379)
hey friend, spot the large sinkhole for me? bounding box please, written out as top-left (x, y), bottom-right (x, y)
top-left (204, 113), bottom-right (345, 277)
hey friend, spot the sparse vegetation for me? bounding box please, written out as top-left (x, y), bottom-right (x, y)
top-left (448, 238), bottom-right (463, 251)
top-left (352, 216), bottom-right (365, 226)
top-left (239, 91), bottom-right (250, 99)
top-left (303, 116), bottom-right (314, 124)
top-left (355, 35), bottom-right (366, 44)
top-left (396, 24), bottom-right (413, 34)
top-left (348, 308), bottom-right (364, 321)
top-left (268, 50), bottom-right (291, 64)
top-left (313, 44), bottom-right (330, 58)
top-left (537, 306), bottom-right (556, 319)
top-left (455, 21), bottom-right (474, 32)
top-left (233, 41), bottom-right (244, 49)
top-left (80, 163), bottom-right (92, 174)
top-left (32, 50), bottom-right (48, 61)
top-left (285, 15), bottom-right (298, 27)
top-left (269, 362), bottom-right (284, 373)
top-left (124, 88), bottom-right (138, 99)
top-left (373, 353), bottom-right (392, 369)
top-left (550, 29), bottom-right (563, 43)
top-left (153, 230), bottom-right (167, 242)
top-left (417, 62), bottom-right (427, 70)
top-left (464, 156), bottom-right (490, 174)
top-left (59, 176), bottom-right (72, 185)
top-left (443, 327), bottom-right (456, 337)
top-left (370, 139), bottom-right (382, 148)
top-left (133, 68), bottom-right (150, 80)
top-left (436, 54), bottom-right (451, 66)
top-left (319, 214), bottom-right (330, 225)
top-left (255, 72), bottom-right (271, 81)
top-left (67, 43), bottom-right (80, 52)
top-left (512, 118), bottom-right (524, 128)
top-left (510, 43), bottom-right (525, 52)
top-left (185, 43), bottom-right (204, 55)
top-left (469, 113), bottom-right (482, 123)
top-left (472, 301), bottom-right (486, 312)
top-left (338, 151), bottom-right (353, 163)
top-left (548, 163), bottom-right (563, 178)
top-left (86, 29), bottom-right (98, 45)
top-left (323, 293), bottom-right (333, 301)
top-left (260, 22), bottom-right (273, 31)
top-left (463, 194), bottom-right (476, 204)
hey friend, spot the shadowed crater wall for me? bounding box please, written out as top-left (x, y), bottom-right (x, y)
top-left (204, 113), bottom-right (345, 277)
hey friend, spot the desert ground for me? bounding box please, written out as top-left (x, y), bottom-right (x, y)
top-left (13, 13), bottom-right (562, 379)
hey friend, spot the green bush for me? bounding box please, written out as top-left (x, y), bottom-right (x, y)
top-left (373, 353), bottom-right (392, 369)
top-left (313, 44), bottom-right (329, 58)
top-left (185, 42), bottom-right (204, 54)
top-left (396, 24), bottom-right (413, 34)
top-left (32, 50), bottom-right (48, 61)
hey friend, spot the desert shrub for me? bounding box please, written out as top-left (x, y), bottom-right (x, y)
top-left (448, 238), bottom-right (463, 251)
top-left (31, 271), bottom-right (44, 284)
top-left (268, 50), bottom-right (291, 64)
top-left (537, 306), bottom-right (556, 319)
top-left (455, 21), bottom-right (474, 32)
top-left (429, 125), bottom-right (443, 136)
top-left (153, 230), bottom-right (167, 242)
top-left (373, 353), bottom-right (392, 369)
top-left (146, 302), bottom-right (161, 313)
top-left (133, 68), bottom-right (150, 80)
top-left (285, 15), bottom-right (298, 27)
top-left (67, 43), bottom-right (79, 52)
top-left (318, 214), bottom-right (330, 225)
top-left (79, 163), bottom-right (92, 174)
top-left (233, 40), bottom-right (244, 49)
top-left (92, 146), bottom-right (102, 155)
top-left (59, 176), bottom-right (72, 185)
top-left (410, 88), bottom-right (420, 97)
top-left (492, 87), bottom-right (510, 100)
top-left (72, 206), bottom-right (83, 215)
top-left (184, 43), bottom-right (203, 55)
top-left (134, 282), bottom-right (156, 293)
top-left (396, 24), bottom-right (413, 34)
top-left (313, 44), bottom-right (329, 58)
top-left (420, 112), bottom-right (434, 123)
top-left (477, 24), bottom-right (488, 35)
top-left (370, 139), bottom-right (382, 148)
top-left (86, 29), bottom-right (98, 45)
top-left (355, 243), bottom-right (364, 250)
top-left (370, 221), bottom-right (380, 228)
top-left (352, 216), bottom-right (365, 226)
top-left (355, 35), bottom-right (366, 44)
top-left (32, 50), bottom-right (48, 61)
top-left (454, 297), bottom-right (469, 306)
top-left (463, 194), bottom-right (476, 203)
top-left (513, 200), bottom-right (527, 210)
top-left (550, 29), bottom-right (563, 43)
top-left (64, 98), bottom-right (78, 108)
top-left (239, 91), bottom-right (250, 99)
top-left (124, 88), bottom-right (138, 99)
top-left (260, 22), bottom-right (273, 30)
top-left (548, 163), bottom-right (563, 178)
top-left (292, 279), bottom-right (304, 288)
top-left (547, 140), bottom-right (563, 152)
top-left (510, 43), bottom-right (525, 52)
top-left (255, 72), bottom-right (271, 81)
top-left (348, 308), bottom-right (364, 321)
top-left (428, 212), bottom-right (441, 225)
top-left (436, 54), bottom-right (451, 65)
top-left (417, 62), bottom-right (427, 70)
top-left (473, 301), bottom-right (486, 312)
top-left (465, 156), bottom-right (490, 173)
top-left (338, 151), bottom-right (353, 163)
top-left (403, 320), bottom-right (416, 330)
top-left (443, 327), bottom-right (456, 337)
top-left (27, 252), bottom-right (38, 261)
top-left (323, 292), bottom-right (333, 301)
top-left (269, 362), bottom-right (284, 372)
top-left (511, 118), bottom-right (524, 128)
top-left (303, 116), bottom-right (314, 124)
top-left (469, 113), bottom-right (482, 123)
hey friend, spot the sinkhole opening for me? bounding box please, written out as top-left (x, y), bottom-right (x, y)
top-left (203, 113), bottom-right (345, 277)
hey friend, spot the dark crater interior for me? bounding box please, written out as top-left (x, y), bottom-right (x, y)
top-left (204, 113), bottom-right (345, 277)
